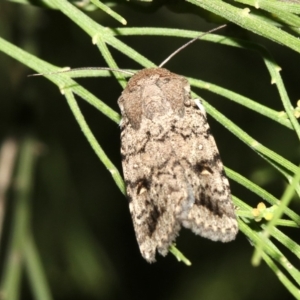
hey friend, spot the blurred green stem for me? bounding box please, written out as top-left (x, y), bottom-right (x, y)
top-left (0, 137), bottom-right (53, 300)
top-left (24, 233), bottom-right (53, 300)
top-left (0, 138), bottom-right (35, 300)
top-left (0, 138), bottom-right (19, 252)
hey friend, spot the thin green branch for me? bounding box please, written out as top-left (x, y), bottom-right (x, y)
top-left (262, 224), bottom-right (300, 260)
top-left (274, 220), bottom-right (299, 228)
top-left (235, 0), bottom-right (300, 33)
top-left (252, 166), bottom-right (300, 265)
top-left (63, 89), bottom-right (125, 194)
top-left (24, 234), bottom-right (53, 300)
top-left (232, 196), bottom-right (298, 227)
top-left (0, 138), bottom-right (36, 300)
top-left (239, 219), bottom-right (300, 286)
top-left (273, 68), bottom-right (300, 141)
top-left (0, 36), bottom-right (120, 124)
top-left (95, 35), bottom-right (127, 89)
top-left (187, 0), bottom-right (300, 54)
top-left (89, 0), bottom-right (127, 25)
top-left (226, 167), bottom-right (300, 224)
top-left (0, 138), bottom-right (19, 252)
top-left (189, 78), bottom-right (293, 130)
top-left (200, 99), bottom-right (299, 174)
top-left (169, 245), bottom-right (192, 266)
top-left (262, 253), bottom-right (300, 300)
top-left (236, 0), bottom-right (300, 16)
top-left (44, 0), bottom-right (154, 69)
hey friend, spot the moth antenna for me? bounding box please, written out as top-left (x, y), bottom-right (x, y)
top-left (28, 67), bottom-right (134, 77)
top-left (158, 24), bottom-right (227, 68)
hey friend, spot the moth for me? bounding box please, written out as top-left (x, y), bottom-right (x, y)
top-left (118, 27), bottom-right (238, 263)
top-left (30, 25), bottom-right (238, 263)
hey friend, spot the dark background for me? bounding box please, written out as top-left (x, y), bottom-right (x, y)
top-left (0, 1), bottom-right (299, 299)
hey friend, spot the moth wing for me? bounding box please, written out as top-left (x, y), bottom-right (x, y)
top-left (170, 103), bottom-right (238, 242)
top-left (121, 115), bottom-right (193, 262)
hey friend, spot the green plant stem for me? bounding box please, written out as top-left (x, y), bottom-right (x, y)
top-left (226, 167), bottom-right (300, 224)
top-left (0, 36), bottom-right (120, 124)
top-left (273, 69), bottom-right (300, 141)
top-left (238, 0), bottom-right (300, 14)
top-left (262, 252), bottom-right (300, 300)
top-left (261, 224), bottom-right (300, 260)
top-left (169, 245), bottom-right (192, 266)
top-left (64, 90), bottom-right (126, 194)
top-left (95, 36), bottom-right (126, 89)
top-left (89, 0), bottom-right (126, 25)
top-left (187, 0), bottom-right (300, 54)
top-left (43, 0), bottom-right (154, 69)
top-left (252, 166), bottom-right (300, 265)
top-left (24, 233), bottom-right (53, 300)
top-left (0, 138), bottom-right (19, 252)
top-left (239, 219), bottom-right (300, 286)
top-left (0, 138), bottom-right (36, 300)
top-left (189, 78), bottom-right (293, 130)
top-left (200, 99), bottom-right (299, 175)
top-left (236, 0), bottom-right (300, 32)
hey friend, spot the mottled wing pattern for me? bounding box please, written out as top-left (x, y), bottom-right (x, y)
top-left (169, 101), bottom-right (238, 242)
top-left (120, 115), bottom-right (190, 262)
top-left (118, 68), bottom-right (238, 262)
